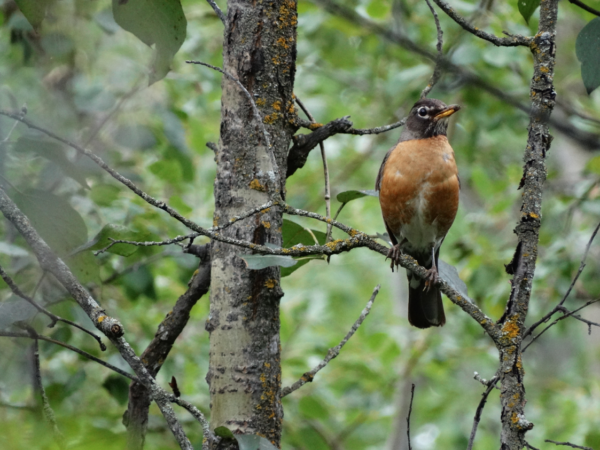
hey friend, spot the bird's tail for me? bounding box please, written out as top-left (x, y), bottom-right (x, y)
top-left (406, 250), bottom-right (446, 328)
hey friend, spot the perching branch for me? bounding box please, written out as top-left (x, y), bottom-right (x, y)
top-left (206, 0), bottom-right (227, 23)
top-left (432, 0), bottom-right (531, 47)
top-left (281, 285), bottom-right (380, 397)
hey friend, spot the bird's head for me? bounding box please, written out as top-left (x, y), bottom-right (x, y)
top-left (401, 98), bottom-right (461, 141)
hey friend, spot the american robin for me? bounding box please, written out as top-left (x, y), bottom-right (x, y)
top-left (376, 98), bottom-right (460, 328)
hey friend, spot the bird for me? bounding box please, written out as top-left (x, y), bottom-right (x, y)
top-left (376, 98), bottom-right (460, 329)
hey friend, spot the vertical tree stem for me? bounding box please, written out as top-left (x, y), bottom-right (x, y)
top-left (498, 1), bottom-right (558, 448)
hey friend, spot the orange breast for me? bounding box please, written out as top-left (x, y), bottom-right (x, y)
top-left (378, 136), bottom-right (459, 246)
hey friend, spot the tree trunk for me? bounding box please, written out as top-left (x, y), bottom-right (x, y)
top-left (206, 0), bottom-right (298, 445)
top-left (498, 0), bottom-right (558, 448)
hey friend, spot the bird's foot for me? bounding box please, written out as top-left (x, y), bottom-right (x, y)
top-left (423, 266), bottom-right (439, 292)
top-left (385, 245), bottom-right (402, 272)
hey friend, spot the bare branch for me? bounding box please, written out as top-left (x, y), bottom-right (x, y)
top-left (524, 221), bottom-right (600, 339)
top-left (0, 264), bottom-right (106, 350)
top-left (206, 0), bottom-right (227, 23)
top-left (432, 0), bottom-right (531, 46)
top-left (545, 440), bottom-right (593, 450)
top-left (170, 396), bottom-right (214, 449)
top-left (420, 0), bottom-right (444, 98)
top-left (345, 119), bottom-right (406, 135)
top-left (467, 377), bottom-right (498, 450)
top-left (294, 96), bottom-right (333, 242)
top-left (0, 331), bottom-right (139, 382)
top-left (522, 299), bottom-right (600, 352)
top-left (567, 0), bottom-right (600, 16)
top-left (281, 285), bottom-right (380, 397)
top-left (407, 384), bottom-right (415, 450)
top-left (29, 331), bottom-right (63, 443)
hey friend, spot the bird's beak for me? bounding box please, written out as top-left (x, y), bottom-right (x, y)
top-left (433, 104), bottom-right (461, 121)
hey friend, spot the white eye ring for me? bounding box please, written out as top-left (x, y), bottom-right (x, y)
top-left (417, 107), bottom-right (428, 117)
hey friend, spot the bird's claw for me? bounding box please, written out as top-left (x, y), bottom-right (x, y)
top-left (385, 245), bottom-right (402, 272)
top-left (423, 267), bottom-right (439, 292)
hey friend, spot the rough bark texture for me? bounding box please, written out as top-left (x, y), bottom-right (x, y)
top-left (207, 0), bottom-right (297, 445)
top-left (497, 0), bottom-right (558, 448)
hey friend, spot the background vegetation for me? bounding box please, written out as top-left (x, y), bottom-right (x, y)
top-left (0, 0), bottom-right (599, 448)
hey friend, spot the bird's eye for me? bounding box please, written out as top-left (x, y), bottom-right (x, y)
top-left (417, 107), bottom-right (428, 117)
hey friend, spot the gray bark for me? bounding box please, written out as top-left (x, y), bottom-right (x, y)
top-left (498, 0), bottom-right (558, 448)
top-left (206, 0), bottom-right (298, 445)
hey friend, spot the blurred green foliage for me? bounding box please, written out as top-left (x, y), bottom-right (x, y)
top-left (0, 0), bottom-right (599, 449)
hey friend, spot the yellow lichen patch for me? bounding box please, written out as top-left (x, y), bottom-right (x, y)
top-left (257, 98), bottom-right (266, 107)
top-left (265, 362), bottom-right (271, 368)
top-left (250, 178), bottom-right (266, 191)
top-left (539, 66), bottom-right (549, 73)
top-left (325, 239), bottom-right (343, 250)
top-left (98, 315), bottom-right (107, 323)
top-left (272, 100), bottom-right (282, 111)
top-left (309, 122), bottom-right (323, 130)
top-left (529, 212), bottom-right (539, 219)
top-left (260, 373), bottom-right (267, 383)
top-left (265, 279), bottom-right (278, 289)
top-left (272, 56), bottom-right (281, 65)
top-left (261, 207), bottom-right (271, 213)
top-left (262, 221), bottom-right (271, 229)
top-left (276, 37), bottom-right (289, 49)
top-left (213, 216), bottom-right (219, 226)
top-left (501, 316), bottom-right (520, 341)
top-left (511, 412), bottom-right (519, 424)
top-left (264, 113), bottom-right (279, 124)
top-left (287, 103), bottom-right (295, 114)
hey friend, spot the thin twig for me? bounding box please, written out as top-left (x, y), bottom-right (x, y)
top-left (346, 119), bottom-right (406, 135)
top-left (295, 97), bottom-right (333, 243)
top-left (406, 384), bottom-right (415, 450)
top-left (523, 299), bottom-right (600, 352)
top-left (524, 221), bottom-right (600, 339)
top-left (525, 442), bottom-right (541, 450)
top-left (205, 0), bottom-right (227, 23)
top-left (170, 396), bottom-right (214, 450)
top-left (28, 329), bottom-right (63, 442)
top-left (567, 0), bottom-right (600, 16)
top-left (0, 331), bottom-right (140, 382)
top-left (545, 440), bottom-right (593, 450)
top-left (0, 264), bottom-right (107, 350)
top-left (281, 285), bottom-right (380, 397)
top-left (432, 0), bottom-right (531, 47)
top-left (467, 377), bottom-right (498, 450)
top-left (421, 0), bottom-right (444, 98)
top-left (185, 61), bottom-right (278, 180)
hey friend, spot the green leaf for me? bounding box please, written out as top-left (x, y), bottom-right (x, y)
top-left (112, 0), bottom-right (187, 85)
top-left (235, 434), bottom-right (279, 450)
top-left (89, 184), bottom-right (121, 207)
top-left (148, 158), bottom-right (183, 184)
top-left (585, 154), bottom-right (600, 175)
top-left (122, 265), bottom-right (156, 300)
top-left (336, 189), bottom-right (378, 204)
top-left (240, 254), bottom-right (297, 270)
top-left (517, 0), bottom-right (540, 24)
top-left (14, 135), bottom-right (89, 188)
top-left (282, 219), bottom-right (318, 247)
top-left (102, 375), bottom-right (130, 405)
top-left (214, 426), bottom-right (235, 439)
top-left (14, 190), bottom-right (87, 256)
top-left (576, 17), bottom-right (600, 94)
top-left (299, 396), bottom-right (329, 420)
top-left (74, 224), bottom-right (143, 257)
top-left (13, 0), bottom-right (54, 30)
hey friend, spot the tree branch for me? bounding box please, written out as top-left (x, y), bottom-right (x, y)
top-left (432, 0), bottom-right (531, 46)
top-left (545, 440), bottom-right (593, 450)
top-left (281, 285), bottom-right (380, 397)
top-left (0, 187), bottom-right (193, 450)
top-left (567, 0), bottom-right (600, 16)
top-left (421, 0), bottom-right (444, 98)
top-left (206, 0), bottom-right (227, 23)
top-left (406, 384), bottom-right (415, 450)
top-left (0, 331), bottom-right (139, 382)
top-left (0, 264), bottom-right (106, 350)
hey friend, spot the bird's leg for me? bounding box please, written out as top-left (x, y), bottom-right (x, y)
top-left (423, 246), bottom-right (439, 291)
